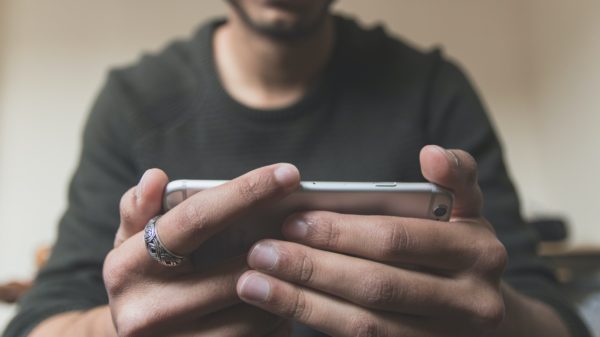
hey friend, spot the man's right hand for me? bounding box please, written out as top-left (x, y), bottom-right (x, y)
top-left (103, 164), bottom-right (299, 337)
top-left (36, 164), bottom-right (296, 337)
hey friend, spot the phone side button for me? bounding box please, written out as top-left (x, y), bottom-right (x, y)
top-left (375, 183), bottom-right (397, 187)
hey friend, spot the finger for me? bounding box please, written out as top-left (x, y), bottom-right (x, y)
top-left (105, 255), bottom-right (250, 335)
top-left (420, 145), bottom-right (482, 219)
top-left (157, 163), bottom-right (300, 256)
top-left (115, 169), bottom-right (168, 247)
top-left (282, 211), bottom-right (490, 271)
top-left (247, 240), bottom-right (465, 316)
top-left (161, 304), bottom-right (284, 337)
top-left (237, 271), bottom-right (439, 337)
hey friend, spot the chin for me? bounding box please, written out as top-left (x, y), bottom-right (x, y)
top-left (259, 6), bottom-right (306, 27)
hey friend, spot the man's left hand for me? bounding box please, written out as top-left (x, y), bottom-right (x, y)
top-left (237, 145), bottom-right (509, 336)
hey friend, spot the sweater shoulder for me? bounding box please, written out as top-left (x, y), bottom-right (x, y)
top-left (107, 27), bottom-right (207, 128)
top-left (336, 15), bottom-right (473, 105)
top-left (335, 15), bottom-right (442, 79)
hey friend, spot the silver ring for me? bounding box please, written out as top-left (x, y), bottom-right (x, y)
top-left (144, 216), bottom-right (185, 267)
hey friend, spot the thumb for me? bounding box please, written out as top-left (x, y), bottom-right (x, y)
top-left (420, 145), bottom-right (483, 219)
top-left (114, 168), bottom-right (169, 247)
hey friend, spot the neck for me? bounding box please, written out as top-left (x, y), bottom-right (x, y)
top-left (214, 11), bottom-right (335, 109)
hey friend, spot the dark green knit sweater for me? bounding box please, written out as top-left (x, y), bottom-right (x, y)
top-left (3, 16), bottom-right (590, 337)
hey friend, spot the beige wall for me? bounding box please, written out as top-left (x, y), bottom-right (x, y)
top-left (335, 0), bottom-right (548, 222)
top-left (0, 1), bottom-right (598, 283)
top-left (530, 0), bottom-right (600, 244)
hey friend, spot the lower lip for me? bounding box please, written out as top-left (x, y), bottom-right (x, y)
top-left (261, 0), bottom-right (305, 9)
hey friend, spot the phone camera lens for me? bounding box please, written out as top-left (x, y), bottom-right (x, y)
top-left (433, 205), bottom-right (448, 217)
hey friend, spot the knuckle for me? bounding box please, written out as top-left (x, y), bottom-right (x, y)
top-left (181, 202), bottom-right (211, 235)
top-left (103, 250), bottom-right (131, 296)
top-left (382, 222), bottom-right (413, 258)
top-left (280, 289), bottom-right (311, 321)
top-left (113, 306), bottom-right (154, 337)
top-left (351, 314), bottom-right (385, 337)
top-left (472, 293), bottom-right (505, 330)
top-left (488, 240), bottom-right (508, 272)
top-left (360, 274), bottom-right (397, 308)
top-left (297, 253), bottom-right (315, 284)
top-left (473, 239), bottom-right (508, 276)
top-left (237, 174), bottom-right (270, 203)
top-left (119, 196), bottom-right (136, 225)
top-left (114, 297), bottom-right (183, 337)
top-left (312, 215), bottom-right (340, 249)
top-left (294, 212), bottom-right (341, 249)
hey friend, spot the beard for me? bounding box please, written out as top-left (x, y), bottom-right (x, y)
top-left (226, 0), bottom-right (334, 41)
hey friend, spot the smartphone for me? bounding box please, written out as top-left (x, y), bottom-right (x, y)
top-left (162, 180), bottom-right (453, 269)
top-left (163, 180), bottom-right (454, 221)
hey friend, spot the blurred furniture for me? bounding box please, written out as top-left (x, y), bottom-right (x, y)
top-left (0, 246), bottom-right (50, 332)
top-left (535, 218), bottom-right (600, 336)
top-left (0, 282), bottom-right (31, 304)
top-left (0, 245), bottom-right (50, 304)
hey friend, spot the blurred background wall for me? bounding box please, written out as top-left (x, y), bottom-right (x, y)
top-left (0, 0), bottom-right (598, 295)
top-left (529, 0), bottom-right (600, 248)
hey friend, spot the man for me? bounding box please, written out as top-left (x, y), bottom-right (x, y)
top-left (3, 0), bottom-right (591, 336)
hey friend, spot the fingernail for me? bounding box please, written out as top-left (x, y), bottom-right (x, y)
top-left (274, 164), bottom-right (299, 188)
top-left (283, 218), bottom-right (308, 240)
top-left (447, 150), bottom-right (460, 168)
top-left (430, 144), bottom-right (446, 155)
top-left (431, 145), bottom-right (459, 168)
top-left (249, 243), bottom-right (279, 270)
top-left (135, 170), bottom-right (150, 200)
top-left (240, 274), bottom-right (271, 302)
